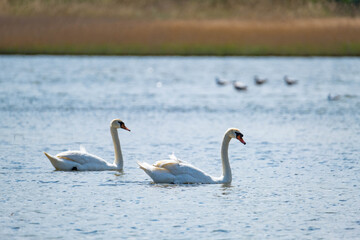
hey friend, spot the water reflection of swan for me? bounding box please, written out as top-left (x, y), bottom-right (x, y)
top-left (137, 128), bottom-right (246, 184)
top-left (44, 119), bottom-right (130, 171)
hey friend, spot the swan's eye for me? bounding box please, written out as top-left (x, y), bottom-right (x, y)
top-left (118, 121), bottom-right (123, 126)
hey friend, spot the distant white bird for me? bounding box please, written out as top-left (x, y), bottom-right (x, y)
top-left (327, 94), bottom-right (341, 101)
top-left (137, 128), bottom-right (246, 184)
top-left (215, 77), bottom-right (230, 86)
top-left (284, 75), bottom-right (298, 85)
top-left (44, 119), bottom-right (130, 171)
top-left (233, 81), bottom-right (248, 91)
top-left (254, 75), bottom-right (267, 85)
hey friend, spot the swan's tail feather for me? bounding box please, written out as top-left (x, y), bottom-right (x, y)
top-left (44, 152), bottom-right (75, 171)
top-left (137, 161), bottom-right (153, 171)
top-left (137, 162), bottom-right (175, 183)
top-left (44, 152), bottom-right (56, 161)
top-left (44, 152), bottom-right (61, 170)
top-left (137, 161), bottom-right (174, 183)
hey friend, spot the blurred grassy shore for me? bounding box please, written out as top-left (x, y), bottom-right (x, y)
top-left (1, 0), bottom-right (360, 56)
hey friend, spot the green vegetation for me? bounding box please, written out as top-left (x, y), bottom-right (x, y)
top-left (2, 42), bottom-right (360, 56)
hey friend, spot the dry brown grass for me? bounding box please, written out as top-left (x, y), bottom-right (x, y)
top-left (1, 0), bottom-right (360, 20)
top-left (1, 0), bottom-right (360, 55)
top-left (1, 16), bottom-right (360, 55)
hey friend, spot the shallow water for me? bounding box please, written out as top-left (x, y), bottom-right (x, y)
top-left (0, 55), bottom-right (359, 239)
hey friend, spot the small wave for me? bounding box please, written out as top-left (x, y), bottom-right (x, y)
top-left (212, 229), bottom-right (230, 233)
top-left (82, 230), bottom-right (98, 235)
top-left (38, 180), bottom-right (59, 184)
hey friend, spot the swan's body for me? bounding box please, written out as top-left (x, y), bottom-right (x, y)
top-left (44, 119), bottom-right (130, 171)
top-left (138, 128), bottom-right (246, 184)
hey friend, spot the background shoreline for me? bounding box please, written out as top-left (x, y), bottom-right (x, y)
top-left (1, 0), bottom-right (360, 56)
top-left (2, 17), bottom-right (360, 56)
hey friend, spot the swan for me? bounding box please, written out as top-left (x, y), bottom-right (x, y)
top-left (137, 128), bottom-right (246, 184)
top-left (44, 119), bottom-right (130, 171)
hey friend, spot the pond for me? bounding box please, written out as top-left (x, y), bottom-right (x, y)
top-left (0, 55), bottom-right (359, 239)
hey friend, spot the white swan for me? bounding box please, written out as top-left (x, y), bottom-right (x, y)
top-left (44, 119), bottom-right (130, 171)
top-left (137, 128), bottom-right (246, 184)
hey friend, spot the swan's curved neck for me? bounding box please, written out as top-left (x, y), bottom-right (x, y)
top-left (220, 132), bottom-right (232, 183)
top-left (110, 127), bottom-right (123, 169)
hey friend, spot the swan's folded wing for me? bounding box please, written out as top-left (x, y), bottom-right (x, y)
top-left (154, 160), bottom-right (206, 178)
top-left (153, 159), bottom-right (181, 168)
top-left (152, 153), bottom-right (184, 168)
top-left (56, 151), bottom-right (106, 165)
top-left (165, 162), bottom-right (213, 184)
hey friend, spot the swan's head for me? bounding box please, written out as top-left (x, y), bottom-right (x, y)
top-left (227, 128), bottom-right (246, 145)
top-left (110, 119), bottom-right (131, 131)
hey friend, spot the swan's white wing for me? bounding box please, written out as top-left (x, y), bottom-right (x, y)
top-left (153, 158), bottom-right (182, 168)
top-left (151, 153), bottom-right (184, 169)
top-left (152, 153), bottom-right (183, 167)
top-left (56, 150), bottom-right (107, 166)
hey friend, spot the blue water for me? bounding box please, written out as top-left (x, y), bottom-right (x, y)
top-left (0, 55), bottom-right (359, 239)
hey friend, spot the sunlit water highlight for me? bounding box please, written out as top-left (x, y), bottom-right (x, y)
top-left (0, 56), bottom-right (359, 239)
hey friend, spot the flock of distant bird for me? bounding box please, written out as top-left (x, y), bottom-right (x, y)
top-left (215, 75), bottom-right (299, 91)
top-left (216, 75), bottom-right (341, 101)
top-left (215, 75), bottom-right (340, 101)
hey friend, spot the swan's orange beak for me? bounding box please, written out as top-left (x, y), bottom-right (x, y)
top-left (237, 135), bottom-right (246, 145)
top-left (122, 126), bottom-right (131, 131)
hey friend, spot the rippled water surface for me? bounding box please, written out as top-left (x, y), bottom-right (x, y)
top-left (0, 56), bottom-right (359, 239)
